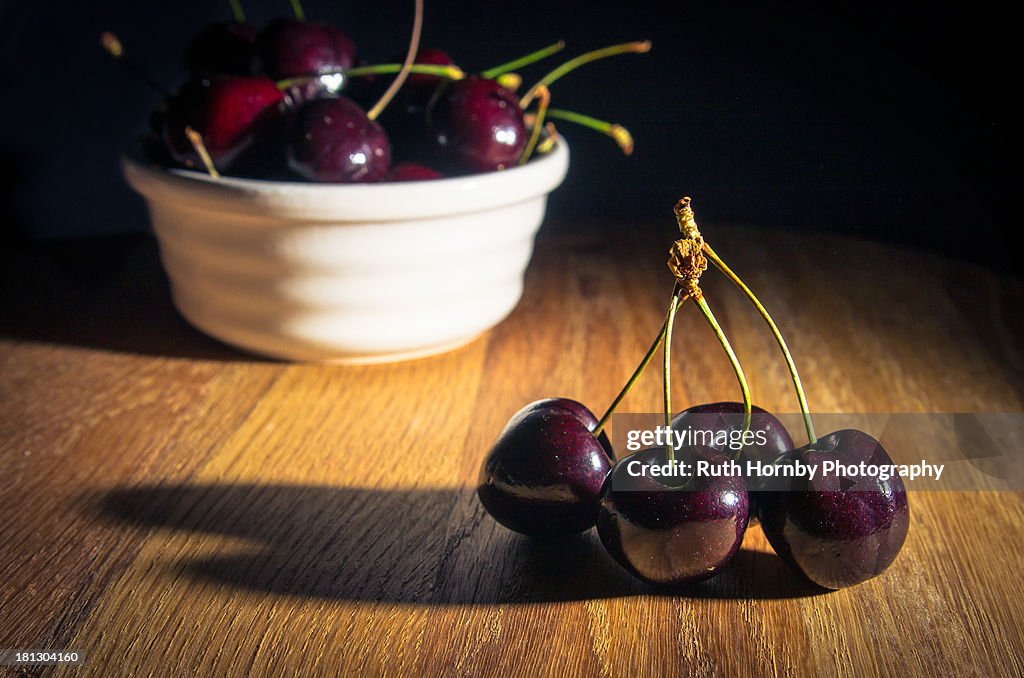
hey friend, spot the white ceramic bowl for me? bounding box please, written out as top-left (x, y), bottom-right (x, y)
top-left (123, 142), bottom-right (569, 363)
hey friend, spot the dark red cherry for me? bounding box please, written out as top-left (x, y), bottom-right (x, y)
top-left (161, 76), bottom-right (285, 172)
top-left (279, 74), bottom-right (346, 111)
top-left (672, 402), bottom-right (794, 518)
top-left (477, 399), bottom-right (613, 536)
top-left (184, 21), bottom-right (257, 76)
top-left (518, 397), bottom-right (612, 455)
top-left (387, 162), bottom-right (443, 181)
top-left (758, 429), bottom-right (910, 589)
top-left (597, 445), bottom-right (749, 586)
top-left (287, 97), bottom-right (391, 183)
top-left (256, 18), bottom-right (356, 80)
top-left (427, 76), bottom-right (526, 172)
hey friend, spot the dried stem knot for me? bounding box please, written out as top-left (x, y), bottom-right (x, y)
top-left (668, 196), bottom-right (706, 298)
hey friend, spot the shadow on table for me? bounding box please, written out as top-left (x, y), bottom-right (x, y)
top-left (93, 483), bottom-right (822, 604)
top-left (0, 235), bottom-right (260, 362)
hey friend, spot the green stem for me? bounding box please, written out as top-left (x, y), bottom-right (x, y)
top-left (694, 295), bottom-right (751, 437)
top-left (703, 244), bottom-right (817, 443)
top-left (663, 287), bottom-right (683, 463)
top-left (289, 0), bottom-right (305, 21)
top-left (481, 40), bottom-right (566, 79)
top-left (345, 63), bottom-right (464, 79)
top-left (520, 40), bottom-right (651, 108)
top-left (228, 0), bottom-right (246, 22)
top-left (546, 108), bottom-right (633, 155)
top-left (276, 64), bottom-right (463, 92)
top-left (593, 283), bottom-right (683, 436)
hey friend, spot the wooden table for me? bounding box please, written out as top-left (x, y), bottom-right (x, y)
top-left (2, 222), bottom-right (1022, 676)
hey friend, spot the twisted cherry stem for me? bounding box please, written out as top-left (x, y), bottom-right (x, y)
top-left (481, 40), bottom-right (566, 79)
top-left (366, 0), bottom-right (423, 121)
top-left (694, 295), bottom-right (751, 435)
top-left (593, 283), bottom-right (685, 437)
top-left (289, 0), bottom-right (305, 21)
top-left (702, 243), bottom-right (816, 443)
top-left (663, 285), bottom-right (684, 463)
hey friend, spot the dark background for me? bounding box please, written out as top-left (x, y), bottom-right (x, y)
top-left (0, 0), bottom-right (1018, 269)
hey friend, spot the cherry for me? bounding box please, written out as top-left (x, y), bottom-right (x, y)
top-left (278, 73), bottom-right (346, 111)
top-left (597, 445), bottom-right (749, 586)
top-left (672, 401), bottom-right (794, 518)
top-left (387, 162), bottom-right (443, 181)
top-left (256, 18), bottom-right (356, 81)
top-left (427, 76), bottom-right (526, 172)
top-left (521, 397), bottom-right (613, 454)
top-left (184, 21), bottom-right (257, 76)
top-left (477, 398), bottom-right (613, 536)
top-left (286, 97), bottom-right (391, 183)
top-left (757, 429), bottom-right (910, 589)
top-left (162, 76), bottom-right (285, 172)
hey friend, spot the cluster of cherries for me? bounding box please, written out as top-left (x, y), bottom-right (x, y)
top-left (478, 199), bottom-right (910, 590)
top-left (104, 0), bottom-right (647, 183)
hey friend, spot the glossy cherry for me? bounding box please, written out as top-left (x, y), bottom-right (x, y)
top-left (184, 21), bottom-right (257, 76)
top-left (161, 76), bottom-right (285, 172)
top-left (256, 18), bottom-right (356, 80)
top-left (427, 76), bottom-right (526, 172)
top-left (597, 445), bottom-right (749, 586)
top-left (279, 74), bottom-right (346, 111)
top-left (672, 401), bottom-right (794, 518)
top-left (477, 398), bottom-right (613, 536)
top-left (758, 429), bottom-right (910, 589)
top-left (286, 97), bottom-right (391, 183)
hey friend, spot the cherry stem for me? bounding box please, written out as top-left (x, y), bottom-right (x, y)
top-left (594, 283), bottom-right (685, 436)
top-left (702, 243), bottom-right (816, 443)
top-left (546, 108), bottom-right (633, 155)
top-left (366, 0), bottom-right (423, 121)
top-left (184, 127), bottom-right (220, 179)
top-left (495, 72), bottom-right (522, 92)
top-left (519, 85), bottom-right (551, 165)
top-left (694, 295), bottom-right (751, 436)
top-left (663, 286), bottom-right (683, 463)
top-left (342, 63), bottom-right (464, 80)
top-left (99, 32), bottom-right (171, 97)
top-left (289, 0), bottom-right (305, 21)
top-left (228, 0), bottom-right (246, 23)
top-left (520, 40), bottom-right (651, 109)
top-left (481, 40), bottom-right (566, 79)
top-left (275, 65), bottom-right (462, 93)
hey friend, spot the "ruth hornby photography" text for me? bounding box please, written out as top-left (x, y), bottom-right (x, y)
top-left (624, 425), bottom-right (945, 482)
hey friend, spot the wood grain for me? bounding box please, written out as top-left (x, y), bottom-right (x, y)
top-left (1, 224), bottom-right (1022, 677)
